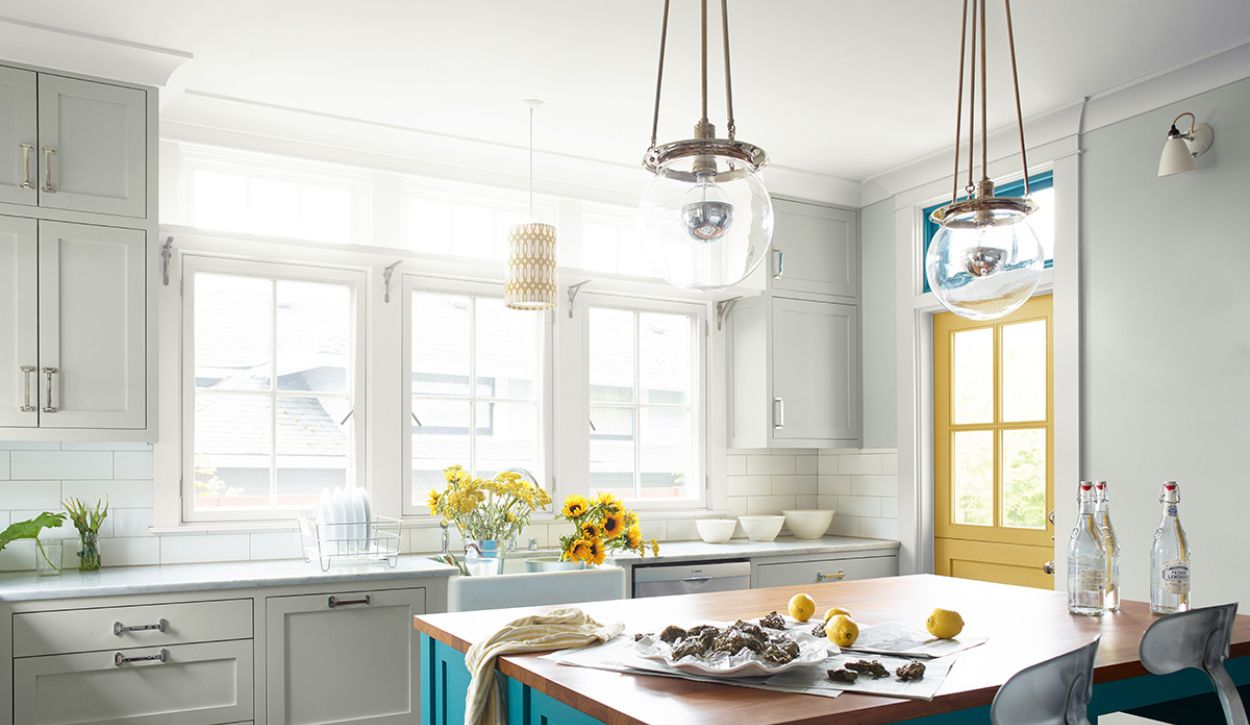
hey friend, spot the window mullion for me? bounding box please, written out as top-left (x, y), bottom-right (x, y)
top-left (269, 278), bottom-right (279, 509)
top-left (633, 310), bottom-right (642, 500)
top-left (468, 296), bottom-right (478, 476)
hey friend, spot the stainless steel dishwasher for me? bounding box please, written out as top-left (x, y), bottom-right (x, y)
top-left (631, 560), bottom-right (751, 598)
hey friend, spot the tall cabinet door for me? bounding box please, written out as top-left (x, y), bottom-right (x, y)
top-left (37, 74), bottom-right (147, 218)
top-left (0, 216), bottom-right (38, 427)
top-left (38, 221), bottom-right (146, 429)
top-left (267, 587), bottom-right (427, 725)
top-left (0, 67), bottom-right (38, 206)
top-left (771, 298), bottom-right (859, 442)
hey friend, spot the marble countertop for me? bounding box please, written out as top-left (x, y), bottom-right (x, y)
top-left (605, 535), bottom-right (899, 566)
top-left (0, 556), bottom-right (456, 602)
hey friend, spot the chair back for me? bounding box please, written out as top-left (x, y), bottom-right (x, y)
top-left (1140, 604), bottom-right (1247, 725)
top-left (991, 637), bottom-right (1100, 725)
top-left (448, 566), bottom-right (627, 612)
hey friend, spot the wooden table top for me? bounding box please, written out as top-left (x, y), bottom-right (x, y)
top-left (413, 574), bottom-right (1250, 725)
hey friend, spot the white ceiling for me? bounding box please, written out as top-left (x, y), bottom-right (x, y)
top-left (5, 1), bottom-right (1249, 182)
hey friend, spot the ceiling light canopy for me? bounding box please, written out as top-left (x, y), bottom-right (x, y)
top-left (638, 0), bottom-right (774, 292)
top-left (1157, 111), bottom-right (1213, 177)
top-left (925, 0), bottom-right (1043, 321)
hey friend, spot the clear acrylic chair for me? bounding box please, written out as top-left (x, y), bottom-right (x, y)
top-left (991, 637), bottom-right (1101, 725)
top-left (1139, 603), bottom-right (1248, 725)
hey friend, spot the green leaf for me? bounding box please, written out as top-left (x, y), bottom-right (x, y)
top-left (0, 512), bottom-right (66, 553)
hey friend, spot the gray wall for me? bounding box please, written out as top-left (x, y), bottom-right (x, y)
top-left (860, 198), bottom-right (897, 448)
top-left (1081, 77), bottom-right (1250, 607)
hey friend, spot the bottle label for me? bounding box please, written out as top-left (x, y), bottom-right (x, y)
top-left (1161, 561), bottom-right (1190, 594)
top-left (1076, 566), bottom-right (1104, 593)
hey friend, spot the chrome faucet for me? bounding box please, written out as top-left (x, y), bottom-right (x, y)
top-left (440, 520), bottom-right (449, 557)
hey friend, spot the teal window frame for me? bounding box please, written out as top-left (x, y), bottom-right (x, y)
top-left (921, 170), bottom-right (1054, 293)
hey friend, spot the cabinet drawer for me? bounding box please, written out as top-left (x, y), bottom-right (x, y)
top-left (753, 555), bottom-right (897, 589)
top-left (13, 598), bottom-right (252, 657)
top-left (13, 639), bottom-right (253, 725)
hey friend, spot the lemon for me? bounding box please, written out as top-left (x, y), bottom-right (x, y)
top-left (823, 606), bottom-right (851, 622)
top-left (825, 614), bottom-right (859, 648)
top-left (926, 608), bottom-right (965, 639)
top-left (788, 593), bottom-right (817, 622)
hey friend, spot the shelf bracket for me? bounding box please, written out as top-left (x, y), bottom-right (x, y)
top-left (715, 296), bottom-right (743, 331)
top-left (567, 280), bottom-right (591, 318)
top-left (160, 236), bottom-right (174, 286)
top-left (383, 260), bottom-right (402, 303)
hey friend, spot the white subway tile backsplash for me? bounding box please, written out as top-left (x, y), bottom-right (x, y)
top-left (160, 534), bottom-right (250, 564)
top-left (113, 452), bottom-right (154, 480)
top-left (101, 536), bottom-right (160, 566)
top-left (795, 455), bottom-right (818, 475)
top-left (0, 539), bottom-right (35, 570)
top-left (836, 495), bottom-right (882, 517)
top-left (881, 496), bottom-right (899, 518)
top-left (746, 495), bottom-right (796, 515)
top-left (61, 442), bottom-right (153, 451)
top-left (818, 475), bottom-right (852, 496)
top-left (0, 442), bottom-right (59, 450)
top-left (859, 517), bottom-right (899, 539)
top-left (828, 515), bottom-right (860, 537)
top-left (11, 451), bottom-right (112, 479)
top-left (62, 480), bottom-right (153, 508)
top-left (851, 475), bottom-right (897, 498)
top-left (110, 508), bottom-right (153, 537)
top-left (771, 474), bottom-right (817, 495)
top-left (746, 454), bottom-right (795, 476)
top-left (0, 451), bottom-right (9, 479)
top-left (250, 532), bottom-right (302, 561)
top-left (665, 519), bottom-right (698, 542)
top-left (818, 456), bottom-right (840, 475)
top-left (0, 481), bottom-right (62, 509)
top-left (794, 494), bottom-right (819, 509)
top-left (725, 455), bottom-right (747, 476)
top-left (727, 475), bottom-right (772, 497)
top-left (881, 454), bottom-right (899, 475)
top-left (837, 454), bottom-right (884, 476)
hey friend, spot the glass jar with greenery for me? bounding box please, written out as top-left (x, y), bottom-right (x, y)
top-left (64, 498), bottom-right (108, 572)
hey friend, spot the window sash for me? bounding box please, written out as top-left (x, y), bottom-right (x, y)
top-left (181, 255), bottom-right (368, 523)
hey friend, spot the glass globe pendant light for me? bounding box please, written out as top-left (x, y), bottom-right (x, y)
top-left (926, 0), bottom-right (1043, 321)
top-left (638, 0), bottom-right (773, 291)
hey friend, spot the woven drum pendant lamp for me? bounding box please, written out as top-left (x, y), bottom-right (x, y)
top-left (505, 100), bottom-right (557, 311)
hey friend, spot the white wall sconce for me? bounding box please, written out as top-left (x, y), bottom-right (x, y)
top-left (1157, 112), bottom-right (1213, 177)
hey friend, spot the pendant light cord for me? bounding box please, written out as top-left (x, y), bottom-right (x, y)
top-left (721, 0), bottom-right (736, 140)
top-left (1004, 0), bottom-right (1030, 195)
top-left (979, 0), bottom-right (988, 186)
top-left (949, 0), bottom-right (970, 205)
top-left (528, 105), bottom-right (534, 219)
top-left (700, 0), bottom-right (709, 124)
top-left (967, 0), bottom-right (977, 195)
top-left (649, 0), bottom-right (672, 149)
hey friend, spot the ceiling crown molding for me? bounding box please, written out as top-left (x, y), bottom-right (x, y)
top-left (0, 16), bottom-right (192, 94)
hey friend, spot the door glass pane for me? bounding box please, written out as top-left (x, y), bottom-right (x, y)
top-left (475, 297), bottom-right (539, 400)
top-left (1002, 319), bottom-right (1047, 422)
top-left (474, 400), bottom-right (539, 480)
top-left (639, 407), bottom-right (693, 500)
top-left (276, 280), bottom-right (351, 393)
top-left (276, 394), bottom-right (350, 507)
top-left (589, 307), bottom-right (635, 403)
top-left (411, 292), bottom-right (471, 396)
top-left (194, 393), bottom-right (272, 509)
top-left (195, 273), bottom-right (272, 391)
top-left (1002, 428), bottom-right (1047, 529)
top-left (411, 398), bottom-right (470, 503)
top-left (952, 328), bottom-right (993, 425)
top-left (589, 405), bottom-right (634, 499)
top-left (639, 312), bottom-right (691, 405)
top-left (952, 430), bottom-right (993, 526)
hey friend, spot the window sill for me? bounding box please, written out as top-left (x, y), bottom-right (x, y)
top-left (148, 520), bottom-right (300, 536)
top-left (402, 508), bottom-right (730, 529)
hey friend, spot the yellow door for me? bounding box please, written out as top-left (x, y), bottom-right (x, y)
top-left (933, 295), bottom-right (1054, 589)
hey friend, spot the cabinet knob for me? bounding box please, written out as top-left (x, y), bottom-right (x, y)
top-left (1042, 560), bottom-right (1055, 575)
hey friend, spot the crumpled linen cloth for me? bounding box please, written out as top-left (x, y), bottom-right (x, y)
top-left (463, 607), bottom-right (624, 725)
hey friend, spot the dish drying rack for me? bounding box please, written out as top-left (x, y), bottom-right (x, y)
top-left (299, 514), bottom-right (402, 572)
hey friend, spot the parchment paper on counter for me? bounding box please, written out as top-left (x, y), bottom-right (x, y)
top-left (840, 621), bottom-right (987, 659)
top-left (767, 652), bottom-right (958, 701)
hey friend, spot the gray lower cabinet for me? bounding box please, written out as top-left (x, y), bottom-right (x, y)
top-left (752, 552), bottom-right (898, 588)
top-left (265, 587), bottom-right (427, 725)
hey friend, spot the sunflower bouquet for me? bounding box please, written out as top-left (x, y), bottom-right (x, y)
top-left (557, 492), bottom-right (659, 566)
top-left (426, 465), bottom-right (551, 544)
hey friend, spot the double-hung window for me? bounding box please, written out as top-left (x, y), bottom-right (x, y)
top-left (183, 256), bottom-right (366, 522)
top-left (584, 296), bottom-right (705, 506)
top-left (402, 277), bottom-right (550, 514)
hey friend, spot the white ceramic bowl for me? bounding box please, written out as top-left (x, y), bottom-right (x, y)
top-left (782, 509), bottom-right (835, 539)
top-left (737, 515), bottom-right (785, 542)
top-left (695, 518), bottom-right (738, 544)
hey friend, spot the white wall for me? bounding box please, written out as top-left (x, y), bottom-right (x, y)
top-left (1080, 77), bottom-right (1250, 608)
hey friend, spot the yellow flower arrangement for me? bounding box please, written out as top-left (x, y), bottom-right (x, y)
top-left (425, 465), bottom-right (551, 544)
top-left (556, 492), bottom-right (656, 564)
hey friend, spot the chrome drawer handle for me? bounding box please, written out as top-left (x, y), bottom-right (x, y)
top-left (680, 576), bottom-right (711, 584)
top-left (41, 367), bottom-right (57, 413)
top-left (19, 143), bottom-right (33, 190)
top-left (773, 397), bottom-right (785, 429)
top-left (40, 146), bottom-right (55, 193)
top-left (19, 366), bottom-right (35, 412)
top-left (772, 248), bottom-right (784, 279)
top-left (815, 570), bottom-right (845, 583)
top-left (114, 618), bottom-right (167, 636)
top-left (328, 594), bottom-right (371, 608)
top-left (114, 648), bottom-right (168, 666)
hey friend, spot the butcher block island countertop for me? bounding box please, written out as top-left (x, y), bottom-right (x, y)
top-left (413, 574), bottom-right (1250, 725)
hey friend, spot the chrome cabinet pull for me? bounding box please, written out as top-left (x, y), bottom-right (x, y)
top-left (114, 648), bottom-right (169, 666)
top-left (40, 146), bottom-right (55, 193)
top-left (19, 366), bottom-right (35, 412)
top-left (114, 619), bottom-right (167, 636)
top-left (680, 576), bottom-right (711, 584)
top-left (328, 594), bottom-right (371, 608)
top-left (41, 367), bottom-right (57, 413)
top-left (815, 570), bottom-right (846, 583)
top-left (773, 397), bottom-right (785, 429)
top-left (19, 143), bottom-right (33, 190)
top-left (772, 248), bottom-right (784, 279)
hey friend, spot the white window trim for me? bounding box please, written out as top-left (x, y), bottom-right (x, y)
top-left (564, 291), bottom-right (709, 512)
top-left (399, 274), bottom-right (556, 518)
top-left (179, 254), bottom-right (368, 523)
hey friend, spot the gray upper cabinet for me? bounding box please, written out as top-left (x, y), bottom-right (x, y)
top-left (0, 67), bottom-right (38, 207)
top-left (769, 198), bottom-right (858, 298)
top-left (38, 75), bottom-right (147, 218)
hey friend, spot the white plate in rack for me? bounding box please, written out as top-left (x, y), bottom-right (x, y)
top-left (633, 627), bottom-right (833, 679)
